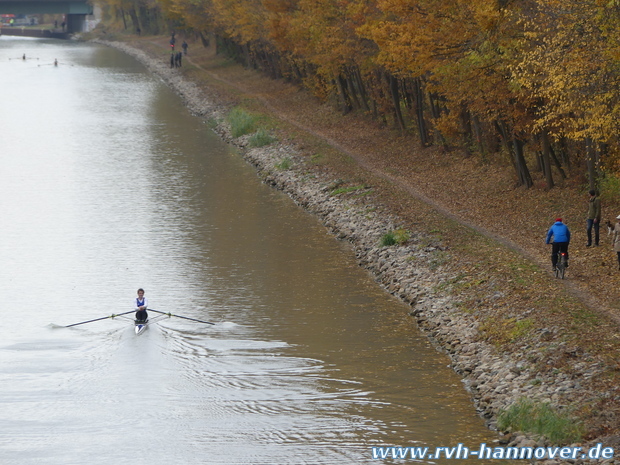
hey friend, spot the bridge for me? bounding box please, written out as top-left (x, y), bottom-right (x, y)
top-left (0, 0), bottom-right (93, 32)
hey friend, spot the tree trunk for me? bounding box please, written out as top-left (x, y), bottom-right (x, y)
top-left (336, 74), bottom-right (353, 114)
top-left (119, 9), bottom-right (127, 30)
top-left (460, 108), bottom-right (473, 156)
top-left (345, 73), bottom-right (362, 110)
top-left (352, 67), bottom-right (370, 112)
top-left (548, 145), bottom-right (567, 179)
top-left (200, 31), bottom-right (210, 48)
top-left (540, 130), bottom-right (554, 189)
top-left (242, 43), bottom-right (252, 68)
top-left (412, 78), bottom-right (429, 146)
top-left (128, 8), bottom-right (140, 33)
top-left (137, 5), bottom-right (150, 33)
top-left (494, 120), bottom-right (513, 157)
top-left (512, 136), bottom-right (533, 188)
top-left (429, 92), bottom-right (447, 147)
top-left (471, 114), bottom-right (485, 156)
top-left (557, 137), bottom-right (571, 171)
top-left (388, 73), bottom-right (406, 132)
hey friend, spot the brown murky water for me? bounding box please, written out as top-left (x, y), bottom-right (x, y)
top-left (0, 37), bottom-right (496, 464)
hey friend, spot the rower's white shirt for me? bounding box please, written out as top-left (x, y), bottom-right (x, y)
top-left (134, 297), bottom-right (148, 310)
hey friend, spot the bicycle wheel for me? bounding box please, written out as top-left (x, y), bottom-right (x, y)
top-left (558, 253), bottom-right (566, 279)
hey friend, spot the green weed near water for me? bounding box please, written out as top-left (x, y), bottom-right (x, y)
top-left (276, 157), bottom-right (293, 170)
top-left (249, 128), bottom-right (276, 147)
top-left (497, 398), bottom-right (584, 444)
top-left (207, 117), bottom-right (220, 129)
top-left (380, 228), bottom-right (410, 247)
top-left (227, 107), bottom-right (260, 138)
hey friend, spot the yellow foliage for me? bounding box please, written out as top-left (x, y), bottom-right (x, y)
top-left (109, 0), bottom-right (620, 177)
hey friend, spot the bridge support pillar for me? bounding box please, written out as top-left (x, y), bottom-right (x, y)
top-left (66, 13), bottom-right (86, 32)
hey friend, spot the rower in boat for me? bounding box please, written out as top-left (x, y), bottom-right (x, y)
top-left (65, 289), bottom-right (216, 332)
top-left (134, 288), bottom-right (149, 334)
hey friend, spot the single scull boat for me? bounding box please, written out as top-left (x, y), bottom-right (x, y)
top-left (65, 309), bottom-right (215, 333)
top-left (134, 319), bottom-right (148, 335)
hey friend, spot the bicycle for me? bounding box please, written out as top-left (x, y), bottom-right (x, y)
top-left (554, 251), bottom-right (568, 279)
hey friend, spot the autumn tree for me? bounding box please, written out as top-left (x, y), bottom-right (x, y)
top-left (103, 0), bottom-right (620, 188)
top-left (512, 0), bottom-right (620, 189)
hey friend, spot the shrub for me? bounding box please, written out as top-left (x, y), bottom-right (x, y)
top-left (227, 107), bottom-right (259, 138)
top-left (249, 128), bottom-right (276, 147)
top-left (380, 232), bottom-right (397, 246)
top-left (497, 398), bottom-right (584, 444)
top-left (380, 229), bottom-right (409, 247)
top-left (275, 157), bottom-right (293, 170)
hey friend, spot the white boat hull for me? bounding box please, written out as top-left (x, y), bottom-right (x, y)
top-left (135, 320), bottom-right (148, 335)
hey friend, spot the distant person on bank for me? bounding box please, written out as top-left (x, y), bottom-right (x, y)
top-left (612, 215), bottom-right (620, 270)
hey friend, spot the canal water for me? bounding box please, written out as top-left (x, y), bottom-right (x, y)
top-left (0, 37), bottom-right (495, 464)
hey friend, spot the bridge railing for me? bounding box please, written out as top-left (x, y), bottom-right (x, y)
top-left (0, 27), bottom-right (69, 39)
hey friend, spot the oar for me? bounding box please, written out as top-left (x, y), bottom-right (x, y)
top-left (148, 309), bottom-right (215, 325)
top-left (66, 310), bottom-right (135, 327)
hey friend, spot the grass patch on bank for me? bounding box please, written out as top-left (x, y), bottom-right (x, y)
top-left (227, 107), bottom-right (261, 138)
top-left (206, 117), bottom-right (220, 130)
top-left (249, 128), bottom-right (276, 147)
top-left (480, 317), bottom-right (534, 345)
top-left (275, 157), bottom-right (293, 170)
top-left (498, 398), bottom-right (584, 444)
top-left (310, 153), bottom-right (326, 165)
top-left (380, 228), bottom-right (410, 247)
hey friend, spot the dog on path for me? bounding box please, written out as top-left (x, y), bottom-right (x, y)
top-left (606, 219), bottom-right (614, 235)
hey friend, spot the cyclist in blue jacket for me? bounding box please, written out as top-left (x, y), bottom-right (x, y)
top-left (546, 218), bottom-right (571, 270)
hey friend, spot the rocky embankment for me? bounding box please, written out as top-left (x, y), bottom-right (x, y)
top-left (94, 39), bottom-right (616, 462)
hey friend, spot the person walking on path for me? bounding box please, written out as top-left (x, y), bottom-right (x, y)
top-left (586, 189), bottom-right (601, 247)
top-left (546, 218), bottom-right (571, 271)
top-left (612, 215), bottom-right (620, 270)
